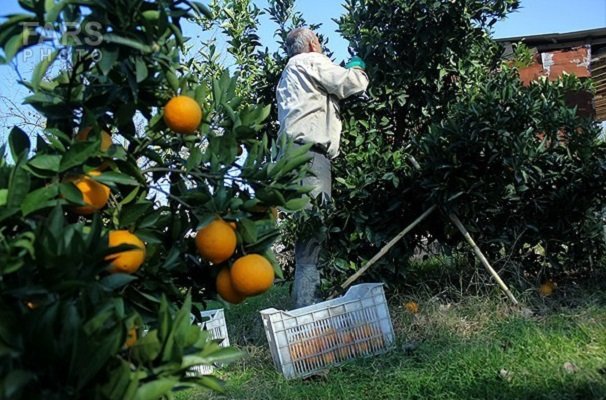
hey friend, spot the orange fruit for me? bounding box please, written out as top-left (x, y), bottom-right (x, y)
top-left (289, 341), bottom-right (305, 361)
top-left (539, 280), bottom-right (556, 297)
top-left (68, 171), bottom-right (110, 215)
top-left (230, 254), bottom-right (274, 296)
top-left (163, 95), bottom-right (202, 134)
top-left (216, 267), bottom-right (245, 304)
top-left (405, 301), bottom-right (419, 314)
top-left (195, 219), bottom-right (237, 264)
top-left (105, 230), bottom-right (146, 274)
top-left (322, 351), bottom-right (336, 365)
top-left (76, 127), bottom-right (113, 152)
top-left (124, 327), bottom-right (137, 348)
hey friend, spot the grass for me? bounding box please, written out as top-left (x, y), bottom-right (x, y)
top-left (178, 282), bottom-right (606, 400)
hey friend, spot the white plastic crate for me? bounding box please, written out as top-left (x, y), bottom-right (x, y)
top-left (189, 308), bottom-right (230, 376)
top-left (260, 283), bottom-right (395, 379)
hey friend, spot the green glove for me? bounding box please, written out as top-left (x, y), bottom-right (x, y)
top-left (345, 56), bottom-right (366, 70)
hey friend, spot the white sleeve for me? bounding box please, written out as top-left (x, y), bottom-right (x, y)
top-left (308, 56), bottom-right (369, 99)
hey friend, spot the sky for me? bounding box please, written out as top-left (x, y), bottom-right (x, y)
top-left (1, 0), bottom-right (606, 140)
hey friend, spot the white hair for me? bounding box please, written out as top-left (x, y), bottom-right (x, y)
top-left (285, 27), bottom-right (317, 57)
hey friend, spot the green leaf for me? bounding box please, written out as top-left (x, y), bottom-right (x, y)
top-left (21, 183), bottom-right (59, 216)
top-left (0, 189), bottom-right (7, 206)
top-left (119, 202), bottom-right (152, 227)
top-left (0, 207), bottom-right (19, 223)
top-left (93, 171), bottom-right (139, 186)
top-left (160, 246), bottom-right (180, 270)
top-left (59, 182), bottom-right (84, 205)
top-left (131, 329), bottom-right (161, 363)
top-left (189, 1), bottom-right (213, 19)
top-left (7, 161), bottom-right (31, 208)
top-left (194, 84), bottom-right (207, 104)
top-left (119, 187), bottom-right (140, 206)
top-left (98, 47), bottom-right (119, 75)
top-left (246, 104), bottom-right (271, 126)
top-left (3, 31), bottom-right (28, 63)
top-left (133, 230), bottom-right (162, 244)
top-left (103, 33), bottom-right (152, 53)
top-left (196, 375), bottom-right (225, 393)
top-left (59, 142), bottom-right (98, 172)
top-left (45, 0), bottom-right (67, 23)
top-left (82, 304), bottom-right (115, 335)
top-left (1, 369), bottom-right (35, 399)
top-left (284, 196), bottom-right (309, 211)
top-left (186, 147), bottom-right (203, 171)
top-left (31, 49), bottom-right (58, 91)
top-left (135, 58), bottom-right (148, 83)
top-left (134, 378), bottom-right (178, 400)
top-left (46, 205), bottom-right (64, 238)
top-left (99, 274), bottom-right (137, 291)
top-left (166, 69), bottom-right (179, 93)
top-left (9, 127), bottom-right (30, 160)
top-left (142, 10), bottom-right (161, 21)
top-left (239, 218), bottom-right (258, 243)
top-left (263, 249), bottom-right (283, 279)
top-left (138, 212), bottom-right (161, 229)
top-left (100, 360), bottom-right (134, 400)
top-left (28, 154), bottom-right (61, 172)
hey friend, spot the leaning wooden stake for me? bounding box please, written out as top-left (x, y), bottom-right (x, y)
top-left (329, 204), bottom-right (438, 299)
top-left (448, 212), bottom-right (519, 305)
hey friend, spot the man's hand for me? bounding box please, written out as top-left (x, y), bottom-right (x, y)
top-left (345, 56), bottom-right (366, 70)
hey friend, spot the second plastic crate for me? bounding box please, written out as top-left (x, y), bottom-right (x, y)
top-left (260, 283), bottom-right (395, 379)
top-left (189, 308), bottom-right (230, 375)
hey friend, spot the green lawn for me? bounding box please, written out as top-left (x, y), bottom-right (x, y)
top-left (179, 282), bottom-right (606, 400)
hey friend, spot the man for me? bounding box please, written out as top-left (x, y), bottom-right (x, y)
top-left (276, 27), bottom-right (369, 308)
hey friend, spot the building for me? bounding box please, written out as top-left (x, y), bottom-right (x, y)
top-left (497, 27), bottom-right (606, 122)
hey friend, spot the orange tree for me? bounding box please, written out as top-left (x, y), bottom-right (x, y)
top-left (0, 0), bottom-right (310, 398)
top-left (328, 0), bottom-right (606, 288)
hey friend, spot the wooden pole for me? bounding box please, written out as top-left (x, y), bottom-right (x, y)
top-left (448, 212), bottom-right (519, 305)
top-left (329, 204), bottom-right (438, 298)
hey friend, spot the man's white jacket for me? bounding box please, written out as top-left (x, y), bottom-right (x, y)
top-left (276, 52), bottom-right (369, 159)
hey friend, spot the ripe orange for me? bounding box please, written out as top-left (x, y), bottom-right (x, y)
top-left (405, 301), bottom-right (419, 314)
top-left (539, 280), bottom-right (556, 297)
top-left (216, 267), bottom-right (245, 304)
top-left (195, 219), bottom-right (237, 264)
top-left (76, 127), bottom-right (113, 152)
top-left (230, 254), bottom-right (274, 296)
top-left (69, 171), bottom-right (110, 215)
top-left (105, 230), bottom-right (146, 274)
top-left (124, 327), bottom-right (137, 348)
top-left (163, 95), bottom-right (202, 134)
